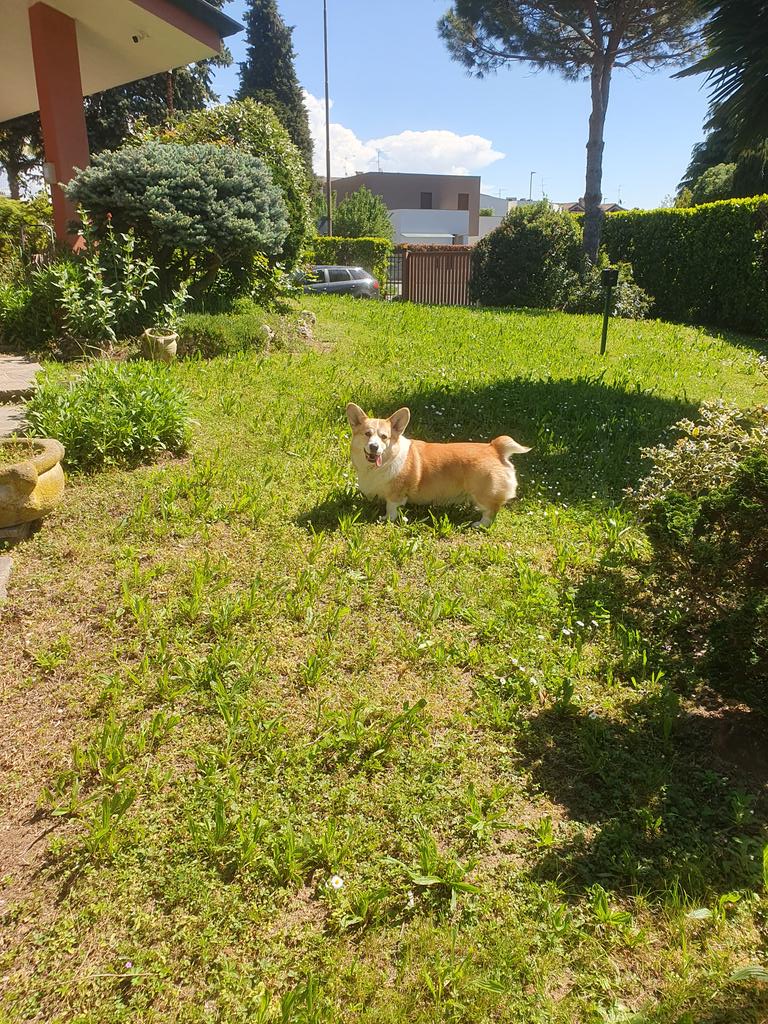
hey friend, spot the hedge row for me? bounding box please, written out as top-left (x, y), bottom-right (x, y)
top-left (307, 237), bottom-right (393, 285)
top-left (602, 196), bottom-right (768, 333)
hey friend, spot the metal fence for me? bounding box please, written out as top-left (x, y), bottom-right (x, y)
top-left (384, 250), bottom-right (403, 301)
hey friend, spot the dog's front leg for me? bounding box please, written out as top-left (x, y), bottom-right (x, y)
top-left (386, 499), bottom-right (406, 523)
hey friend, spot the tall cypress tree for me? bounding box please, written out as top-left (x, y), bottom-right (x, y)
top-left (237, 0), bottom-right (313, 174)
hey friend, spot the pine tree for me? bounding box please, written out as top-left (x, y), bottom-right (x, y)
top-left (0, 113), bottom-right (43, 198)
top-left (237, 0), bottom-right (313, 174)
top-left (84, 61), bottom-right (228, 155)
top-left (440, 2), bottom-right (700, 261)
top-left (84, 0), bottom-right (232, 155)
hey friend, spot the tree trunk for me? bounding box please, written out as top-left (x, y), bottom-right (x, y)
top-left (583, 59), bottom-right (612, 263)
top-left (6, 165), bottom-right (21, 200)
top-left (166, 71), bottom-right (174, 118)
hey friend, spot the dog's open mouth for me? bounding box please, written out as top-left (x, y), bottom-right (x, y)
top-left (365, 452), bottom-right (383, 467)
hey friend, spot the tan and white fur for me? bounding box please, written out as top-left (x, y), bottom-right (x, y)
top-left (346, 403), bottom-right (531, 528)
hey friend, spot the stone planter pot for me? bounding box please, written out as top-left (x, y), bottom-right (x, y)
top-left (0, 438), bottom-right (66, 529)
top-left (142, 328), bottom-right (178, 363)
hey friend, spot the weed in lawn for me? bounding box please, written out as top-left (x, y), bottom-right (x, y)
top-left (461, 783), bottom-right (511, 847)
top-left (386, 825), bottom-right (480, 913)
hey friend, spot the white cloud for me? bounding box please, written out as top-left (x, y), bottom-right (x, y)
top-left (303, 91), bottom-right (504, 179)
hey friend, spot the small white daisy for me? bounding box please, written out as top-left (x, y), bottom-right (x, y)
top-left (328, 874), bottom-right (344, 890)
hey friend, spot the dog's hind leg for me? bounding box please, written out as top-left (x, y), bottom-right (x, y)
top-left (472, 504), bottom-right (499, 529)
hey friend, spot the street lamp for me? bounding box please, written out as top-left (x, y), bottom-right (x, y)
top-left (323, 0), bottom-right (333, 235)
top-left (529, 170), bottom-right (536, 200)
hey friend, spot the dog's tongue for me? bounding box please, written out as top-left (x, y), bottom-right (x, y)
top-left (375, 454), bottom-right (382, 467)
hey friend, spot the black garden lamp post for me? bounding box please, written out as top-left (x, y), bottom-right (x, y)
top-left (600, 266), bottom-right (619, 356)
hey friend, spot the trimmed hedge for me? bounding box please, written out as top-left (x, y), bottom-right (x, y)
top-left (307, 237), bottom-right (393, 285)
top-left (602, 196), bottom-right (768, 333)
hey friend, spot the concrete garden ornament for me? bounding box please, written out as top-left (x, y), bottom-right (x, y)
top-left (0, 438), bottom-right (65, 529)
top-left (141, 328), bottom-right (178, 363)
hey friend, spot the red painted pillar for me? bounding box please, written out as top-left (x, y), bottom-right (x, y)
top-left (28, 2), bottom-right (90, 243)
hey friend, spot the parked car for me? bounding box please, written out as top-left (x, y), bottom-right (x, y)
top-left (300, 265), bottom-right (381, 298)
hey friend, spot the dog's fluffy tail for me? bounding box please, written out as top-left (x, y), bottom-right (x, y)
top-left (491, 435), bottom-right (531, 461)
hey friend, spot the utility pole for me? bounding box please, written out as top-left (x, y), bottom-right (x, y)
top-left (323, 0), bottom-right (333, 235)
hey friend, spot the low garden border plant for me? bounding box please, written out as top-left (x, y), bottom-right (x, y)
top-left (26, 360), bottom-right (191, 471)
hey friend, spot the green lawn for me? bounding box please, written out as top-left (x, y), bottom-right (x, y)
top-left (1, 299), bottom-right (766, 1023)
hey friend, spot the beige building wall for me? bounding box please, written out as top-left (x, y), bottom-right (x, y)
top-left (331, 171), bottom-right (481, 236)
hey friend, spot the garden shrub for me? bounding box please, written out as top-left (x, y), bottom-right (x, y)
top-left (0, 265), bottom-right (65, 353)
top-left (627, 400), bottom-right (768, 697)
top-left (470, 201), bottom-right (584, 309)
top-left (145, 100), bottom-right (311, 270)
top-left (50, 216), bottom-right (162, 350)
top-left (307, 237), bottom-right (393, 286)
top-left (602, 196), bottom-right (768, 333)
top-left (178, 307), bottom-right (273, 358)
top-left (26, 361), bottom-right (190, 470)
top-left (564, 257), bottom-right (653, 319)
top-left (65, 142), bottom-right (289, 302)
top-left (0, 218), bottom-right (173, 354)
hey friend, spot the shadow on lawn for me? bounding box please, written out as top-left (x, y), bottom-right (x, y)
top-left (295, 489), bottom-right (381, 532)
top-left (295, 487), bottom-right (484, 533)
top-left (360, 374), bottom-right (698, 503)
top-left (519, 700), bottom-right (768, 899)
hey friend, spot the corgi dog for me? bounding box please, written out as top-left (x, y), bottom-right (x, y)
top-left (346, 403), bottom-right (531, 528)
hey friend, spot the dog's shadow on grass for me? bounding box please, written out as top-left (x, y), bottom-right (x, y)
top-left (294, 489), bottom-right (379, 532)
top-left (294, 487), bottom-right (482, 534)
top-left (517, 701), bottom-right (768, 900)
top-left (359, 374), bottom-right (699, 503)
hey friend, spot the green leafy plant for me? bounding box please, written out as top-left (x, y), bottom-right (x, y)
top-left (50, 216), bottom-right (159, 351)
top-left (470, 201), bottom-right (584, 308)
top-left (151, 280), bottom-right (190, 335)
top-left (65, 141), bottom-right (289, 301)
top-left (145, 99), bottom-right (311, 269)
top-left (0, 192), bottom-right (52, 267)
top-left (602, 195), bottom-right (768, 332)
top-left (628, 401), bottom-right (768, 695)
top-left (26, 361), bottom-right (190, 471)
top-left (564, 257), bottom-right (653, 319)
top-left (386, 825), bottom-right (480, 911)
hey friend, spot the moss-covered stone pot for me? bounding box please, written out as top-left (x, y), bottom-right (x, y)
top-left (0, 438), bottom-right (65, 528)
top-left (142, 328), bottom-right (178, 363)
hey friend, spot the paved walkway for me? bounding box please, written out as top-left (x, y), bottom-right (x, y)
top-left (0, 355), bottom-right (41, 438)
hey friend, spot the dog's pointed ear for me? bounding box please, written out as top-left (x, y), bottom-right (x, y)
top-left (388, 407), bottom-right (411, 437)
top-left (346, 403), bottom-right (367, 428)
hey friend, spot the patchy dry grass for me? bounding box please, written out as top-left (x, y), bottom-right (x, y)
top-left (0, 299), bottom-right (766, 1023)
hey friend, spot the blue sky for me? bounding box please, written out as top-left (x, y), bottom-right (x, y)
top-left (213, 1), bottom-right (711, 208)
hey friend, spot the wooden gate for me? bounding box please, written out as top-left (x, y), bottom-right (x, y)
top-left (401, 246), bottom-right (472, 306)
